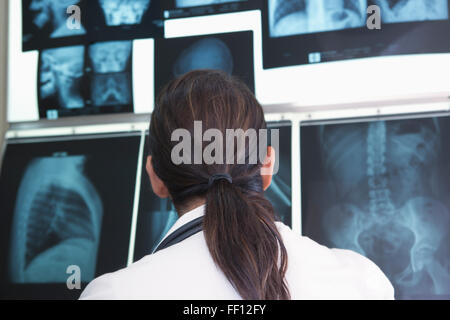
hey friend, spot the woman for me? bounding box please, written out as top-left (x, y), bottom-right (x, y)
top-left (80, 70), bottom-right (394, 300)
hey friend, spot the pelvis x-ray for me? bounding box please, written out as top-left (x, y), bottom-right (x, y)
top-left (175, 0), bottom-right (245, 8)
top-left (23, 0), bottom-right (86, 47)
top-left (269, 0), bottom-right (367, 37)
top-left (39, 46), bottom-right (85, 111)
top-left (173, 38), bottom-right (234, 77)
top-left (372, 0), bottom-right (449, 24)
top-left (98, 0), bottom-right (151, 26)
top-left (9, 156), bottom-right (103, 283)
top-left (88, 41), bottom-right (133, 108)
top-left (301, 117), bottom-right (450, 299)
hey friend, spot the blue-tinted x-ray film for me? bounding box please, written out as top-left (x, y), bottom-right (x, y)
top-left (89, 41), bottom-right (132, 74)
top-left (175, 0), bottom-right (246, 8)
top-left (40, 46), bottom-right (85, 110)
top-left (9, 156), bottom-right (103, 283)
top-left (269, 0), bottom-right (367, 37)
top-left (302, 118), bottom-right (450, 299)
top-left (98, 0), bottom-right (151, 26)
top-left (373, 0), bottom-right (449, 24)
top-left (27, 0), bottom-right (86, 38)
top-left (91, 73), bottom-right (131, 107)
top-left (145, 200), bottom-right (179, 253)
top-left (173, 38), bottom-right (234, 77)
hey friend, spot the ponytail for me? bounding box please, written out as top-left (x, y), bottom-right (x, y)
top-left (204, 175), bottom-right (290, 300)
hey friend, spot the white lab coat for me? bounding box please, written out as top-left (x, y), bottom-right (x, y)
top-left (80, 205), bottom-right (394, 300)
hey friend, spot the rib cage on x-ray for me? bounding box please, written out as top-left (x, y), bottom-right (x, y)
top-left (9, 156), bottom-right (103, 283)
top-left (372, 0), bottom-right (449, 23)
top-left (303, 118), bottom-right (450, 299)
top-left (269, 0), bottom-right (367, 37)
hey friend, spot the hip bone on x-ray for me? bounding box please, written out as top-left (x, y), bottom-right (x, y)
top-left (307, 118), bottom-right (450, 298)
top-left (9, 155), bottom-right (103, 283)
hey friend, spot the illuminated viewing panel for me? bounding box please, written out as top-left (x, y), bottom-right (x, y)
top-left (263, 0), bottom-right (450, 68)
top-left (163, 0), bottom-right (258, 19)
top-left (0, 134), bottom-right (141, 299)
top-left (301, 115), bottom-right (450, 300)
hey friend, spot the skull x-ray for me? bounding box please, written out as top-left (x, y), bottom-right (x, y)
top-left (265, 124), bottom-right (292, 226)
top-left (156, 31), bottom-right (255, 94)
top-left (39, 45), bottom-right (85, 114)
top-left (372, 0), bottom-right (449, 24)
top-left (0, 135), bottom-right (141, 299)
top-left (9, 156), bottom-right (103, 283)
top-left (269, 0), bottom-right (367, 37)
top-left (98, 0), bottom-right (151, 26)
top-left (301, 117), bottom-right (450, 299)
top-left (88, 41), bottom-right (133, 109)
top-left (173, 38), bottom-right (234, 77)
top-left (175, 0), bottom-right (246, 8)
top-left (22, 0), bottom-right (86, 50)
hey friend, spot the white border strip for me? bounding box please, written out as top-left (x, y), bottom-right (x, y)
top-left (127, 131), bottom-right (146, 266)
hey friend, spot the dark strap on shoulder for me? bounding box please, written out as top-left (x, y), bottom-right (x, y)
top-left (153, 216), bottom-right (204, 254)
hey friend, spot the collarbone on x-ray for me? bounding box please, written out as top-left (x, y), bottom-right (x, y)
top-left (374, 0), bottom-right (449, 23)
top-left (269, 0), bottom-right (367, 37)
top-left (9, 156), bottom-right (103, 283)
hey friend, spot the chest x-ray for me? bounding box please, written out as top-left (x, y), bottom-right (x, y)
top-left (175, 0), bottom-right (245, 8)
top-left (98, 0), bottom-right (151, 26)
top-left (269, 0), bottom-right (367, 37)
top-left (23, 0), bottom-right (86, 50)
top-left (372, 0), bottom-right (449, 24)
top-left (9, 155), bottom-right (103, 283)
top-left (301, 117), bottom-right (450, 299)
top-left (173, 38), bottom-right (234, 77)
top-left (39, 45), bottom-right (85, 114)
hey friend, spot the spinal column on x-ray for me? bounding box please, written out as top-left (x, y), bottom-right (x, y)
top-left (9, 156), bottom-right (103, 283)
top-left (269, 0), bottom-right (366, 37)
top-left (320, 119), bottom-right (450, 297)
top-left (98, 0), bottom-right (151, 26)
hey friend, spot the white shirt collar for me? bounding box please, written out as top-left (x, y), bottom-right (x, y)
top-left (157, 204), bottom-right (206, 247)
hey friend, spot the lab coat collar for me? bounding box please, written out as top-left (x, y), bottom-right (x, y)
top-left (160, 204), bottom-right (206, 244)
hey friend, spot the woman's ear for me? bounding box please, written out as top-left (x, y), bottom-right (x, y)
top-left (261, 146), bottom-right (275, 191)
top-left (146, 156), bottom-right (170, 199)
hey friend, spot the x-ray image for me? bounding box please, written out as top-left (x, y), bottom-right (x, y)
top-left (372, 0), bottom-right (449, 24)
top-left (301, 116), bottom-right (450, 299)
top-left (173, 38), bottom-right (234, 77)
top-left (175, 0), bottom-right (246, 8)
top-left (9, 156), bottom-right (103, 284)
top-left (269, 0), bottom-right (367, 37)
top-left (86, 0), bottom-right (163, 42)
top-left (98, 0), bottom-right (151, 26)
top-left (22, 0), bottom-right (87, 51)
top-left (88, 41), bottom-right (132, 73)
top-left (265, 124), bottom-right (292, 226)
top-left (91, 73), bottom-right (132, 107)
top-left (39, 45), bottom-right (86, 118)
top-left (156, 31), bottom-right (254, 94)
top-left (0, 135), bottom-right (141, 299)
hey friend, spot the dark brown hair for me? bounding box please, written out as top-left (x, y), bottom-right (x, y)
top-left (149, 70), bottom-right (290, 300)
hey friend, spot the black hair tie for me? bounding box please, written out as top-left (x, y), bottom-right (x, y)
top-left (208, 173), bottom-right (233, 188)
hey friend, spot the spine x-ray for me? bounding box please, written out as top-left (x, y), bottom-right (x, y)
top-left (9, 155), bottom-right (103, 283)
top-left (301, 117), bottom-right (450, 299)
